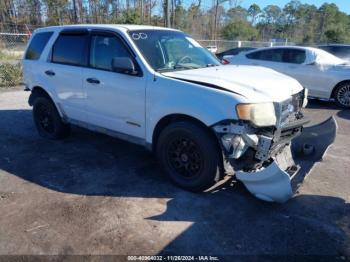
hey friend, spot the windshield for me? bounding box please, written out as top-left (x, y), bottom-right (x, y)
top-left (128, 30), bottom-right (221, 72)
top-left (315, 49), bottom-right (347, 65)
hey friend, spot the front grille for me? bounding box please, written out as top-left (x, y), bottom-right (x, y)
top-left (277, 90), bottom-right (304, 127)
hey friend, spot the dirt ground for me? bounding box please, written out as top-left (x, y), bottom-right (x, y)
top-left (0, 89), bottom-right (349, 260)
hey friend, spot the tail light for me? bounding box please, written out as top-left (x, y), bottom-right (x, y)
top-left (222, 58), bottom-right (230, 65)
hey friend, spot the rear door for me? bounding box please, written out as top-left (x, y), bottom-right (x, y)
top-left (45, 30), bottom-right (89, 122)
top-left (273, 48), bottom-right (331, 97)
top-left (245, 48), bottom-right (308, 81)
top-left (82, 31), bottom-right (146, 139)
top-left (23, 31), bottom-right (54, 87)
top-left (245, 48), bottom-right (286, 71)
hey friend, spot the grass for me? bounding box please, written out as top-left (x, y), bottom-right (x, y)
top-left (0, 63), bottom-right (23, 87)
top-left (0, 50), bottom-right (23, 60)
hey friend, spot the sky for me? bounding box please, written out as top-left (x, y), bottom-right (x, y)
top-left (241, 0), bottom-right (350, 14)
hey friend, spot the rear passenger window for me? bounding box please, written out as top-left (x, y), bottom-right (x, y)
top-left (282, 49), bottom-right (306, 64)
top-left (52, 33), bottom-right (89, 66)
top-left (247, 49), bottom-right (283, 62)
top-left (247, 49), bottom-right (306, 64)
top-left (25, 32), bottom-right (53, 60)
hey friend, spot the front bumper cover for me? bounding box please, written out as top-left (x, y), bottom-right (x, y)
top-left (235, 117), bottom-right (337, 203)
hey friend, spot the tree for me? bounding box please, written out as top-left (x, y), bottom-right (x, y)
top-left (1, 0), bottom-right (350, 46)
top-left (318, 3), bottom-right (339, 42)
top-left (221, 20), bottom-right (257, 40)
top-left (325, 28), bottom-right (347, 43)
top-left (247, 4), bottom-right (261, 25)
top-left (227, 6), bottom-right (248, 22)
top-left (257, 5), bottom-right (283, 40)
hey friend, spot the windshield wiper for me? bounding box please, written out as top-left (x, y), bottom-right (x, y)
top-left (156, 66), bottom-right (198, 73)
top-left (173, 64), bottom-right (201, 70)
top-left (156, 64), bottom-right (209, 73)
top-left (156, 68), bottom-right (174, 73)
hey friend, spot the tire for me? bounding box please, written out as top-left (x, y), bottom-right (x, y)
top-left (334, 82), bottom-right (350, 108)
top-left (32, 96), bottom-right (71, 139)
top-left (156, 121), bottom-right (221, 192)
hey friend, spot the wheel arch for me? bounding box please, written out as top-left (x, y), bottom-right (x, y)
top-left (152, 114), bottom-right (209, 150)
top-left (29, 86), bottom-right (64, 118)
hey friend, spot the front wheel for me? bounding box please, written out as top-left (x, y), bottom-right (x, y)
top-left (334, 83), bottom-right (350, 108)
top-left (156, 121), bottom-right (221, 192)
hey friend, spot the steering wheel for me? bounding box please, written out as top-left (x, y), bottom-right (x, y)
top-left (175, 55), bottom-right (193, 66)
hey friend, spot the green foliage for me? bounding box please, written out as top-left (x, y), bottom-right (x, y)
top-left (0, 63), bottom-right (23, 87)
top-left (1, 0), bottom-right (350, 44)
top-left (250, 1), bottom-right (350, 44)
top-left (124, 10), bottom-right (141, 24)
top-left (248, 4), bottom-right (262, 24)
top-left (222, 20), bottom-right (258, 41)
top-left (325, 28), bottom-right (348, 43)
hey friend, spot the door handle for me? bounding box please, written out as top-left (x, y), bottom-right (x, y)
top-left (45, 70), bottom-right (55, 76)
top-left (86, 78), bottom-right (100, 84)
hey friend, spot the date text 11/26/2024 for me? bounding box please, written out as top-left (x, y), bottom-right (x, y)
top-left (127, 255), bottom-right (220, 261)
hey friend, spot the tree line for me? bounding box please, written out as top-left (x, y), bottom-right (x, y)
top-left (1, 0), bottom-right (349, 44)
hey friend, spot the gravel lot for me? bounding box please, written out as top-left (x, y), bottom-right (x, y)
top-left (0, 89), bottom-right (349, 259)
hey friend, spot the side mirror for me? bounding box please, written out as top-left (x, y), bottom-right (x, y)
top-left (112, 57), bottom-right (138, 75)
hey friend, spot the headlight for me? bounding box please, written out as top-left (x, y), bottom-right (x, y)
top-left (303, 88), bottom-right (308, 108)
top-left (236, 103), bottom-right (277, 127)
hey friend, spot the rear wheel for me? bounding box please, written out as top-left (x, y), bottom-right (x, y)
top-left (33, 96), bottom-right (71, 139)
top-left (334, 82), bottom-right (350, 108)
top-left (156, 121), bottom-right (221, 192)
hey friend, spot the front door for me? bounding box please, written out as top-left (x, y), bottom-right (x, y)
top-left (83, 31), bottom-right (146, 139)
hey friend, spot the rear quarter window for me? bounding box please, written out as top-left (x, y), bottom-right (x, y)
top-left (52, 33), bottom-right (89, 66)
top-left (331, 46), bottom-right (350, 57)
top-left (25, 32), bottom-right (53, 60)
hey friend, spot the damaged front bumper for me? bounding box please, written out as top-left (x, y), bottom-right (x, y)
top-left (213, 117), bottom-right (337, 203)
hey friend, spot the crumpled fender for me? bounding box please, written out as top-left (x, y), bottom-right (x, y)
top-left (236, 161), bottom-right (293, 203)
top-left (236, 116), bottom-right (338, 203)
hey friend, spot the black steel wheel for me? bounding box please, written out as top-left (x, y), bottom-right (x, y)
top-left (156, 121), bottom-right (221, 192)
top-left (33, 96), bottom-right (71, 139)
top-left (334, 82), bottom-right (350, 108)
top-left (166, 136), bottom-right (204, 179)
top-left (35, 102), bottom-right (55, 134)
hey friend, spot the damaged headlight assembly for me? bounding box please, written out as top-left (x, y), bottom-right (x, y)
top-left (213, 96), bottom-right (337, 203)
top-left (236, 102), bottom-right (277, 127)
top-left (213, 102), bottom-right (278, 160)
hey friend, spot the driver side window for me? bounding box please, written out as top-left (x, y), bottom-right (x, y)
top-left (90, 34), bottom-right (131, 71)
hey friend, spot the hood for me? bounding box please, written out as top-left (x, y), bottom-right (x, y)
top-left (162, 65), bottom-right (304, 102)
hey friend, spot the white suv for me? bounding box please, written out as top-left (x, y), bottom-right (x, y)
top-left (23, 25), bottom-right (310, 203)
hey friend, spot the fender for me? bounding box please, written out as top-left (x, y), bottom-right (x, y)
top-left (29, 85), bottom-right (65, 118)
top-left (145, 75), bottom-right (243, 144)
